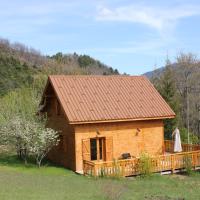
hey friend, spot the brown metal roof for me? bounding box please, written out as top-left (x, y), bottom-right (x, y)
top-left (46, 75), bottom-right (175, 124)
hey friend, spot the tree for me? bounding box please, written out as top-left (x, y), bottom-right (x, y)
top-left (153, 64), bottom-right (181, 139)
top-left (0, 117), bottom-right (34, 164)
top-left (30, 125), bottom-right (59, 167)
top-left (0, 116), bottom-right (59, 167)
top-left (51, 52), bottom-right (63, 63)
top-left (0, 87), bottom-right (38, 124)
top-left (0, 87), bottom-right (59, 167)
top-left (174, 53), bottom-right (199, 139)
top-left (78, 55), bottom-right (94, 68)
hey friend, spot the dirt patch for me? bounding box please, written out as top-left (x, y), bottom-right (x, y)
top-left (170, 174), bottom-right (188, 180)
top-left (145, 195), bottom-right (184, 200)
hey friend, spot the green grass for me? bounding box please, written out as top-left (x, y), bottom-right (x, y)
top-left (0, 153), bottom-right (200, 200)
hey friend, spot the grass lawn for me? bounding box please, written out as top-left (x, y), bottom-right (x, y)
top-left (0, 153), bottom-right (200, 200)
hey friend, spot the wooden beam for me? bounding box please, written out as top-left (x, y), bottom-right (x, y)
top-left (97, 138), bottom-right (100, 161)
top-left (69, 116), bottom-right (175, 125)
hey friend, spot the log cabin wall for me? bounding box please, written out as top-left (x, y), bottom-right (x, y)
top-left (74, 119), bottom-right (164, 172)
top-left (44, 87), bottom-right (76, 171)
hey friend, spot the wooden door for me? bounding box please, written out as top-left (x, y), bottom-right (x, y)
top-left (82, 139), bottom-right (90, 161)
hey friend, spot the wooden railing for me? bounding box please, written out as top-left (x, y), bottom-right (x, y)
top-left (83, 158), bottom-right (139, 177)
top-left (83, 160), bottom-right (95, 175)
top-left (164, 140), bottom-right (200, 152)
top-left (83, 141), bottom-right (200, 177)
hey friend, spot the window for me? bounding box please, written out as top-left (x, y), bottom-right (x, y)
top-left (90, 138), bottom-right (105, 161)
top-left (99, 138), bottom-right (103, 160)
top-left (90, 139), bottom-right (97, 160)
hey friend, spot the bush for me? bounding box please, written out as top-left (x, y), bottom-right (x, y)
top-left (183, 155), bottom-right (193, 175)
top-left (138, 153), bottom-right (153, 177)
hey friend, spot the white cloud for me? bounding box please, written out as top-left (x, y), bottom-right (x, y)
top-left (80, 38), bottom-right (170, 56)
top-left (96, 4), bottom-right (200, 31)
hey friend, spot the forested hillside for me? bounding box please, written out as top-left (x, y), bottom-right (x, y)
top-left (1, 38), bottom-right (200, 144)
top-left (0, 38), bottom-right (119, 96)
top-left (149, 53), bottom-right (200, 141)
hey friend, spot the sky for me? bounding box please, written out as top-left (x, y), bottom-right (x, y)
top-left (1, 0), bottom-right (200, 75)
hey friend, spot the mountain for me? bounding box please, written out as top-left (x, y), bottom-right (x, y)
top-left (0, 38), bottom-right (119, 96)
top-left (143, 64), bottom-right (178, 79)
top-left (143, 67), bottom-right (165, 79)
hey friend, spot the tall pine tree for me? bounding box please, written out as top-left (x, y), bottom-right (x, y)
top-left (152, 62), bottom-right (181, 139)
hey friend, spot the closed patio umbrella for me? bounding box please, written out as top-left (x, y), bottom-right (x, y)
top-left (172, 127), bottom-right (182, 152)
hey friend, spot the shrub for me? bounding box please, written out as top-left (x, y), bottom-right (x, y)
top-left (183, 155), bottom-right (193, 175)
top-left (138, 153), bottom-right (153, 177)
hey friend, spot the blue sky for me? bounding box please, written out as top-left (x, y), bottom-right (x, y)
top-left (1, 0), bottom-right (200, 74)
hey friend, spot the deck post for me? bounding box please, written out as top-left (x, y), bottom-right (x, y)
top-left (121, 161), bottom-right (125, 177)
top-left (171, 154), bottom-right (175, 173)
top-left (94, 164), bottom-right (97, 177)
top-left (193, 153), bottom-right (197, 170)
top-left (83, 161), bottom-right (85, 175)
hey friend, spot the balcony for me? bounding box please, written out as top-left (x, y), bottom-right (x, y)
top-left (83, 140), bottom-right (200, 177)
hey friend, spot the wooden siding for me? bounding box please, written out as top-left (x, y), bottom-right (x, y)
top-left (74, 119), bottom-right (164, 172)
top-left (44, 86), bottom-right (76, 171)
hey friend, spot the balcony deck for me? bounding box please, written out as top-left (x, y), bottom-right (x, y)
top-left (83, 140), bottom-right (200, 177)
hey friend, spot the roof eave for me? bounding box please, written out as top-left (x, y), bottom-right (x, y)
top-left (69, 115), bottom-right (176, 125)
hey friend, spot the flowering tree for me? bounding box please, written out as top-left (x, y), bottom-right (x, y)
top-left (0, 117), bottom-right (34, 164)
top-left (0, 87), bottom-right (60, 167)
top-left (30, 126), bottom-right (59, 168)
top-left (0, 117), bottom-right (59, 167)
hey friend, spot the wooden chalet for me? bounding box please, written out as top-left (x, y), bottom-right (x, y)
top-left (40, 75), bottom-right (200, 176)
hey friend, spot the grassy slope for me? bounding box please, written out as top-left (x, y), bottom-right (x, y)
top-left (0, 154), bottom-right (200, 200)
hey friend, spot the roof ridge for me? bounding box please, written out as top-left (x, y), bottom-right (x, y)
top-left (48, 75), bottom-right (146, 78)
